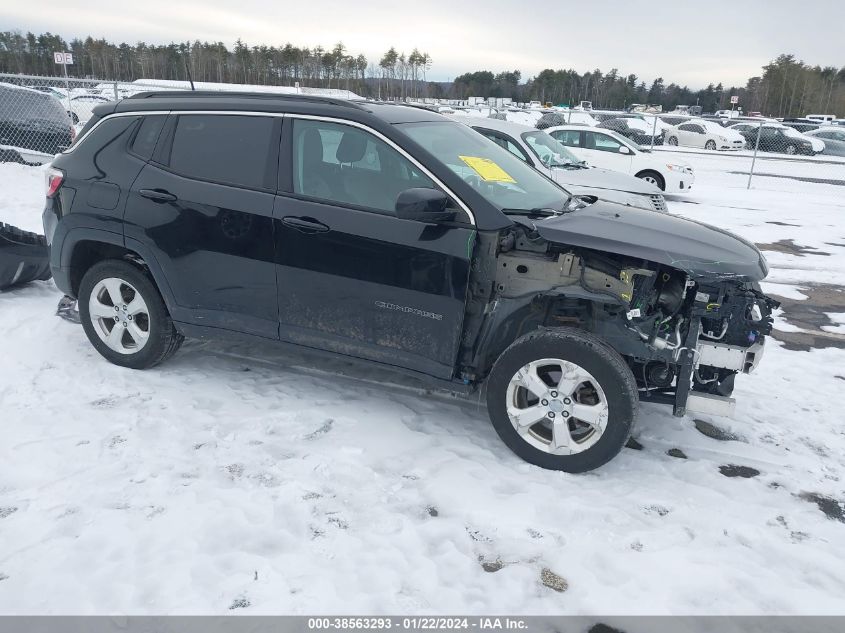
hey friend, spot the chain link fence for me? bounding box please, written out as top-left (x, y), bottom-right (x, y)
top-left (3, 73), bottom-right (844, 191)
top-left (0, 73), bottom-right (188, 164)
top-left (523, 106), bottom-right (845, 190)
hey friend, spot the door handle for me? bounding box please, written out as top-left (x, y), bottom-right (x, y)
top-left (281, 216), bottom-right (330, 234)
top-left (139, 188), bottom-right (177, 203)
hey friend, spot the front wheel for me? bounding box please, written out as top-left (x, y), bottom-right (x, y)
top-left (485, 328), bottom-right (638, 472)
top-left (635, 170), bottom-right (666, 191)
top-left (705, 140), bottom-right (717, 150)
top-left (78, 260), bottom-right (183, 369)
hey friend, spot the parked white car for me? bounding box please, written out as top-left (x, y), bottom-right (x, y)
top-left (545, 125), bottom-right (694, 193)
top-left (665, 118), bottom-right (745, 151)
top-left (452, 117), bottom-right (668, 212)
top-left (66, 93), bottom-right (111, 124)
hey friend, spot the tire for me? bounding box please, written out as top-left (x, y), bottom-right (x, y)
top-left (785, 144), bottom-right (797, 155)
top-left (705, 140), bottom-right (717, 150)
top-left (667, 136), bottom-right (678, 146)
top-left (78, 260), bottom-right (183, 369)
top-left (635, 170), bottom-right (665, 191)
top-left (485, 328), bottom-right (638, 473)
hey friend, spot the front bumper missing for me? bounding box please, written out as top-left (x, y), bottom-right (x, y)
top-left (696, 338), bottom-right (765, 373)
top-left (671, 317), bottom-right (766, 418)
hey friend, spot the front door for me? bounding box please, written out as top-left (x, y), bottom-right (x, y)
top-left (124, 113), bottom-right (281, 338)
top-left (582, 131), bottom-right (634, 172)
top-left (274, 117), bottom-right (475, 379)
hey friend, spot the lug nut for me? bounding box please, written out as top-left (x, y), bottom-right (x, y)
top-left (562, 411), bottom-right (570, 418)
top-left (541, 399), bottom-right (548, 406)
top-left (114, 306), bottom-right (119, 312)
top-left (547, 412), bottom-right (555, 419)
top-left (122, 305), bottom-right (127, 311)
top-left (127, 315), bottom-right (133, 321)
top-left (123, 322), bottom-right (128, 327)
top-left (563, 398), bottom-right (571, 405)
top-left (550, 391), bottom-right (558, 398)
top-left (113, 316), bottom-right (119, 322)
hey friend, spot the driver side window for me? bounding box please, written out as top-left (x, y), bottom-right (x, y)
top-left (585, 131), bottom-right (622, 153)
top-left (292, 119), bottom-right (443, 216)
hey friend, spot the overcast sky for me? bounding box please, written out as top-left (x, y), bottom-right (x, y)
top-left (3, 0), bottom-right (843, 88)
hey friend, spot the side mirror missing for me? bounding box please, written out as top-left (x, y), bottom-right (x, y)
top-left (618, 145), bottom-right (631, 154)
top-left (395, 188), bottom-right (456, 223)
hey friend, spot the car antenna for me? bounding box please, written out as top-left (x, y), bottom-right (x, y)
top-left (184, 53), bottom-right (195, 91)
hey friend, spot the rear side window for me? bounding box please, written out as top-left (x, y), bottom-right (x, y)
top-left (130, 115), bottom-right (166, 160)
top-left (550, 129), bottom-right (582, 147)
top-left (167, 114), bottom-right (276, 190)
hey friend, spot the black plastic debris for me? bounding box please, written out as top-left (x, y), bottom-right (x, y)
top-left (0, 222), bottom-right (51, 290)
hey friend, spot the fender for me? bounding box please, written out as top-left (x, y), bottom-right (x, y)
top-left (54, 227), bottom-right (185, 322)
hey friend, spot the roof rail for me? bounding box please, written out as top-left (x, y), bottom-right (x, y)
top-left (127, 90), bottom-right (365, 110)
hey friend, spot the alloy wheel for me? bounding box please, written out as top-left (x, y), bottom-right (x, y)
top-left (88, 277), bottom-right (151, 354)
top-left (505, 358), bottom-right (609, 455)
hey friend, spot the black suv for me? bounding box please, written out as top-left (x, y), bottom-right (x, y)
top-left (44, 92), bottom-right (778, 472)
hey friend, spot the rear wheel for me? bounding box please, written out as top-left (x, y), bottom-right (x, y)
top-left (78, 260), bottom-right (183, 369)
top-left (635, 170), bottom-right (665, 191)
top-left (667, 136), bottom-right (678, 146)
top-left (705, 140), bottom-right (717, 150)
top-left (485, 328), bottom-right (638, 472)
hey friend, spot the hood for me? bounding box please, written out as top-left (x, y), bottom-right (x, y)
top-left (549, 165), bottom-right (660, 195)
top-left (534, 201), bottom-right (768, 281)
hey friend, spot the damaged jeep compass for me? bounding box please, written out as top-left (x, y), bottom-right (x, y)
top-left (44, 92), bottom-right (778, 472)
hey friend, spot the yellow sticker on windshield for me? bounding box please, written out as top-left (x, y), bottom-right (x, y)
top-left (458, 155), bottom-right (516, 183)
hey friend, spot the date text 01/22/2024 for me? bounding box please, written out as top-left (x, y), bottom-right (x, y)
top-left (307, 617), bottom-right (528, 630)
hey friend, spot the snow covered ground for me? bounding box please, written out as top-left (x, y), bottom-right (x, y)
top-left (1, 156), bottom-right (844, 615)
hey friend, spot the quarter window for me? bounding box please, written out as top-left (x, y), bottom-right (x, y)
top-left (291, 119), bottom-right (440, 215)
top-left (168, 114), bottom-right (276, 190)
top-left (130, 115), bottom-right (166, 160)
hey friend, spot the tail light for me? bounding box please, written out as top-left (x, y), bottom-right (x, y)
top-left (46, 167), bottom-right (64, 198)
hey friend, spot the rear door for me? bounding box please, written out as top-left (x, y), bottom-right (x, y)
top-left (273, 116), bottom-right (475, 379)
top-left (124, 113), bottom-right (281, 338)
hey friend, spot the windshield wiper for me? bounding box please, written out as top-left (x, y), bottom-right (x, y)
top-left (501, 207), bottom-right (561, 217)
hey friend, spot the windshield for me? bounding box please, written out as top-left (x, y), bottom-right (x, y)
top-left (520, 130), bottom-right (582, 167)
top-left (398, 121), bottom-right (570, 213)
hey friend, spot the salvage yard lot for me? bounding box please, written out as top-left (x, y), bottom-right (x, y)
top-left (1, 156), bottom-right (844, 614)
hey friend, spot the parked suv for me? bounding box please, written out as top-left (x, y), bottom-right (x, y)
top-left (44, 92), bottom-right (778, 472)
top-left (1, 82), bottom-right (75, 164)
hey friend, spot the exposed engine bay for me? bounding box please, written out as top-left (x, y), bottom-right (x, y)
top-left (463, 218), bottom-right (780, 417)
